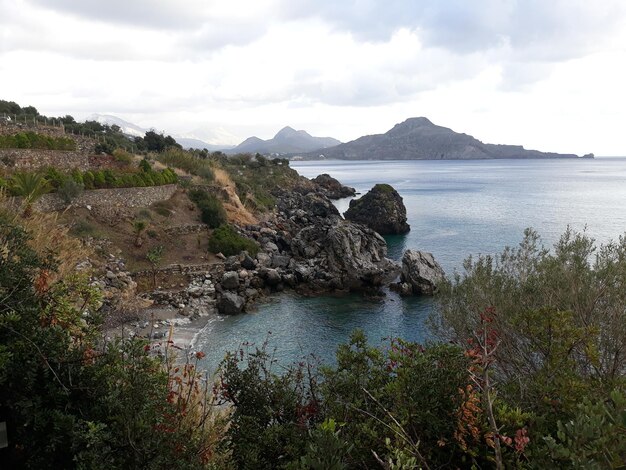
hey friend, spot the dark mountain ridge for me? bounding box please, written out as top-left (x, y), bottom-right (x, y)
top-left (227, 126), bottom-right (341, 155)
top-left (303, 117), bottom-right (581, 160)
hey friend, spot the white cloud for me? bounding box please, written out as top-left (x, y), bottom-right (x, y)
top-left (1, 0), bottom-right (625, 154)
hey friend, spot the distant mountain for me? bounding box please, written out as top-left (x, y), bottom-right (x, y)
top-left (180, 126), bottom-right (240, 147)
top-left (175, 137), bottom-right (234, 151)
top-left (228, 126), bottom-right (341, 155)
top-left (87, 114), bottom-right (147, 138)
top-left (303, 117), bottom-right (580, 160)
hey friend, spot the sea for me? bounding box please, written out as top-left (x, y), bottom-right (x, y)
top-left (196, 157), bottom-right (626, 373)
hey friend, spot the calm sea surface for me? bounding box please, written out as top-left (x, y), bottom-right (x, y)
top-left (197, 158), bottom-right (626, 371)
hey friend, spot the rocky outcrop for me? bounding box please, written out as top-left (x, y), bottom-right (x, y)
top-left (394, 250), bottom-right (445, 295)
top-left (344, 184), bottom-right (410, 235)
top-left (312, 174), bottom-right (356, 199)
top-left (239, 184), bottom-right (400, 293)
top-left (291, 220), bottom-right (399, 290)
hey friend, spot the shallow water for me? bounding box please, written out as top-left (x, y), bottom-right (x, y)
top-left (197, 158), bottom-right (626, 372)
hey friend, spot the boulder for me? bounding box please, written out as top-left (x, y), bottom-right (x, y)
top-left (241, 252), bottom-right (257, 270)
top-left (217, 292), bottom-right (245, 315)
top-left (399, 250), bottom-right (444, 295)
top-left (292, 219), bottom-right (400, 290)
top-left (312, 173), bottom-right (356, 199)
top-left (271, 254), bottom-right (291, 269)
top-left (221, 271), bottom-right (240, 290)
top-left (344, 184), bottom-right (410, 235)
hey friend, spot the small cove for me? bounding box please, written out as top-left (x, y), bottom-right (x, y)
top-left (197, 157), bottom-right (626, 373)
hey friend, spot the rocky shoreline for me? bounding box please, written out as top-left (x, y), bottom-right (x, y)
top-left (100, 174), bottom-right (444, 354)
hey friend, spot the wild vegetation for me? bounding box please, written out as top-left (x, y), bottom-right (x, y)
top-left (0, 132), bottom-right (76, 150)
top-left (189, 189), bottom-right (227, 228)
top-left (2, 188), bottom-right (625, 469)
top-left (217, 153), bottom-right (299, 211)
top-left (208, 224), bottom-right (259, 257)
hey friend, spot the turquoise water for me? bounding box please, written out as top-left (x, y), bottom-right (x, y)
top-left (197, 158), bottom-right (626, 371)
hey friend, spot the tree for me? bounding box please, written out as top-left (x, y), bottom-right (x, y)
top-left (9, 172), bottom-right (52, 216)
top-left (146, 245), bottom-right (163, 288)
top-left (132, 220), bottom-right (147, 247)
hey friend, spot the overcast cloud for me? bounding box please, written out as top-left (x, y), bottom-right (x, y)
top-left (1, 0), bottom-right (625, 154)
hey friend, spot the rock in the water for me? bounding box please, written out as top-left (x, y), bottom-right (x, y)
top-left (217, 292), bottom-right (245, 314)
top-left (221, 271), bottom-right (240, 290)
top-left (312, 173), bottom-right (356, 199)
top-left (344, 183), bottom-right (410, 235)
top-left (292, 219), bottom-right (400, 290)
top-left (399, 250), bottom-right (444, 295)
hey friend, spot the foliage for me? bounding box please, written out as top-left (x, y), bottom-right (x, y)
top-left (137, 130), bottom-right (181, 153)
top-left (146, 245), bottom-right (164, 288)
top-left (215, 340), bottom-right (320, 469)
top-left (435, 228), bottom-right (626, 464)
top-left (0, 132), bottom-right (76, 150)
top-left (57, 177), bottom-right (84, 205)
top-left (133, 219), bottom-right (148, 247)
top-left (0, 203), bottom-right (225, 468)
top-left (207, 224), bottom-right (259, 257)
top-left (218, 153), bottom-right (299, 211)
top-left (157, 148), bottom-right (215, 181)
top-left (295, 419), bottom-right (353, 470)
top-left (542, 389), bottom-right (626, 468)
top-left (8, 171), bottom-right (51, 203)
top-left (216, 332), bottom-right (488, 469)
top-left (189, 189), bottom-right (227, 228)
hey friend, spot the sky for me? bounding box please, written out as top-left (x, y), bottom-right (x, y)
top-left (1, 0), bottom-right (625, 154)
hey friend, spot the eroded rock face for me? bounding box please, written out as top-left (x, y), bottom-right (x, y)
top-left (344, 184), bottom-right (410, 235)
top-left (312, 173), bottom-right (356, 199)
top-left (292, 218), bottom-right (400, 290)
top-left (399, 250), bottom-right (444, 295)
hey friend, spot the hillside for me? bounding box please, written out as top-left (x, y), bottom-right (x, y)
top-left (303, 117), bottom-right (580, 160)
top-left (227, 126), bottom-right (341, 155)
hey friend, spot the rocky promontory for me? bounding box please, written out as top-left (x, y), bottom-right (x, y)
top-left (311, 173), bottom-right (356, 199)
top-left (344, 184), bottom-right (410, 235)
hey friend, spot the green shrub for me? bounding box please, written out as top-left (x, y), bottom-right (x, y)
top-left (112, 148), bottom-right (133, 165)
top-left (189, 189), bottom-right (227, 228)
top-left (58, 178), bottom-right (84, 204)
top-left (83, 171), bottom-right (95, 189)
top-left (208, 224), bottom-right (258, 256)
top-left (0, 132), bottom-right (77, 150)
top-left (70, 219), bottom-right (97, 237)
top-left (93, 171), bottom-right (106, 188)
top-left (156, 148), bottom-right (214, 181)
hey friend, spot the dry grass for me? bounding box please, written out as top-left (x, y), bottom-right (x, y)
top-left (0, 192), bottom-right (91, 284)
top-left (212, 168), bottom-right (258, 225)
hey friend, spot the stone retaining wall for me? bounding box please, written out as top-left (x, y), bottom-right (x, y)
top-left (132, 262), bottom-right (223, 279)
top-left (0, 149), bottom-right (112, 171)
top-left (34, 184), bottom-right (178, 212)
top-left (163, 224), bottom-right (209, 236)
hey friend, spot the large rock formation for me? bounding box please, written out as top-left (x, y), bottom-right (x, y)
top-left (305, 117), bottom-right (581, 160)
top-left (291, 219), bottom-right (400, 290)
top-left (312, 174), bottom-right (356, 199)
top-left (344, 184), bottom-right (410, 235)
top-left (396, 250), bottom-right (445, 295)
top-left (236, 184), bottom-right (400, 293)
